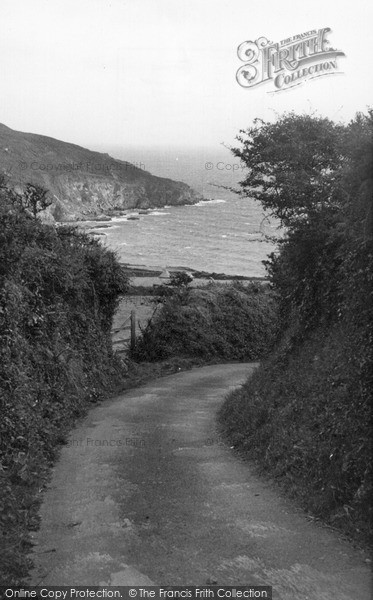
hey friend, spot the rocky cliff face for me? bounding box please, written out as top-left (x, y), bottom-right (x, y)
top-left (0, 123), bottom-right (203, 221)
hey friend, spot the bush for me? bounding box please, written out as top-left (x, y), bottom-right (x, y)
top-left (219, 110), bottom-right (373, 544)
top-left (218, 322), bottom-right (372, 541)
top-left (0, 186), bottom-right (129, 584)
top-left (131, 283), bottom-right (279, 362)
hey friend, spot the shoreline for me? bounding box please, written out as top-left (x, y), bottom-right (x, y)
top-left (60, 197), bottom-right (210, 226)
top-left (120, 263), bottom-right (267, 283)
top-left (73, 204), bottom-right (270, 285)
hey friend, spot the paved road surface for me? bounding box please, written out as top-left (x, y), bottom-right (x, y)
top-left (30, 364), bottom-right (371, 598)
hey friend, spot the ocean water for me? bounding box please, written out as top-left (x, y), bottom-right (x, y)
top-left (90, 145), bottom-right (278, 277)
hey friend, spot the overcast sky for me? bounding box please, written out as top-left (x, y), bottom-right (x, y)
top-left (1, 0), bottom-right (372, 150)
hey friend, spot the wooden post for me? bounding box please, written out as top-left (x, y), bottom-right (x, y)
top-left (130, 310), bottom-right (136, 350)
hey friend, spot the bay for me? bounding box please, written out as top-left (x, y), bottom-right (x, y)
top-left (92, 145), bottom-right (278, 277)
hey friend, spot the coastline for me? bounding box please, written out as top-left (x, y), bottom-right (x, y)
top-left (72, 198), bottom-right (273, 282)
top-left (120, 263), bottom-right (267, 286)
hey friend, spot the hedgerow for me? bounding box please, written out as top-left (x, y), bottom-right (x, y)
top-left (0, 182), bottom-right (129, 584)
top-left (219, 110), bottom-right (373, 544)
top-left (131, 283), bottom-right (279, 362)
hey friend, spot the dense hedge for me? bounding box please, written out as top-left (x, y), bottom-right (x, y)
top-left (219, 321), bottom-right (372, 538)
top-left (219, 111), bottom-right (373, 543)
top-left (0, 185), bottom-right (129, 584)
top-left (131, 283), bottom-right (279, 362)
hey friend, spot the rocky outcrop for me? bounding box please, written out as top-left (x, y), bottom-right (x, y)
top-left (0, 123), bottom-right (203, 221)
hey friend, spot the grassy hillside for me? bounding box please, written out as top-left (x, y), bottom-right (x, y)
top-left (0, 180), bottom-right (129, 584)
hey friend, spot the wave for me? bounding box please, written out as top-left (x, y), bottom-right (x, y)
top-left (149, 211), bottom-right (171, 216)
top-left (195, 198), bottom-right (226, 206)
top-left (111, 215), bottom-right (131, 222)
top-left (101, 195), bottom-right (274, 278)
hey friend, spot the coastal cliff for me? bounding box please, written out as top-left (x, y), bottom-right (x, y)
top-left (0, 123), bottom-right (203, 221)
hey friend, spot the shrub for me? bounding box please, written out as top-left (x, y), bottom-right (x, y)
top-left (219, 110), bottom-right (373, 543)
top-left (131, 283), bottom-right (279, 362)
top-left (0, 186), bottom-right (129, 584)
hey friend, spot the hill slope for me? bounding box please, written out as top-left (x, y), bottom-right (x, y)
top-left (0, 123), bottom-right (203, 221)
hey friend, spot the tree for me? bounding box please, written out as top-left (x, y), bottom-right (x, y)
top-left (233, 111), bottom-right (372, 330)
top-left (231, 112), bottom-right (345, 228)
top-left (167, 271), bottom-right (194, 288)
top-left (23, 184), bottom-right (51, 218)
top-left (1, 177), bottom-right (52, 218)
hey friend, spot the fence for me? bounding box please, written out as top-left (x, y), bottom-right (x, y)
top-left (112, 309), bottom-right (136, 351)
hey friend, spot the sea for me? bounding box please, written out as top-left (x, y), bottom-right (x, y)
top-left (89, 145), bottom-right (279, 278)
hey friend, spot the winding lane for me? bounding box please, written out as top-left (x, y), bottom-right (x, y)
top-left (30, 364), bottom-right (371, 599)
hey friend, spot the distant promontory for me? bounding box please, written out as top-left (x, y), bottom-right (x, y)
top-left (0, 123), bottom-right (203, 222)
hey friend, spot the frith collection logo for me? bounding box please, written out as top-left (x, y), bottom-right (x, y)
top-left (236, 27), bottom-right (345, 92)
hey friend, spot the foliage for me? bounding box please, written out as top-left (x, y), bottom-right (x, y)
top-left (0, 176), bottom-right (52, 218)
top-left (167, 271), bottom-right (194, 288)
top-left (231, 112), bottom-right (345, 227)
top-left (220, 110), bottom-right (373, 543)
top-left (0, 185), bottom-right (129, 584)
top-left (131, 283), bottom-right (279, 362)
top-left (218, 323), bottom-right (372, 542)
top-left (149, 271), bottom-right (194, 304)
top-left (23, 183), bottom-right (52, 217)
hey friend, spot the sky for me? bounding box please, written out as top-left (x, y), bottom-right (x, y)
top-left (0, 0), bottom-right (372, 152)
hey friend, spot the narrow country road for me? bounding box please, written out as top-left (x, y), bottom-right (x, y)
top-left (30, 364), bottom-right (371, 599)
